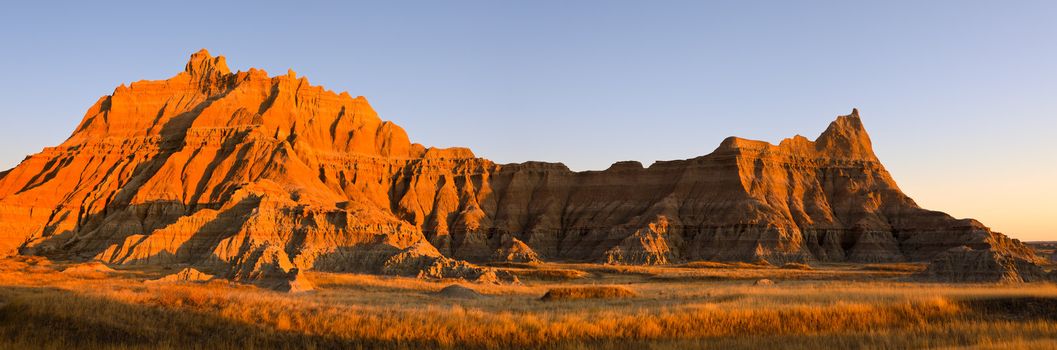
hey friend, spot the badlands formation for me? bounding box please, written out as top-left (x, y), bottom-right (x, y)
top-left (0, 50), bottom-right (1044, 288)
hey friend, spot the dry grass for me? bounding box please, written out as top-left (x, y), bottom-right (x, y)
top-left (861, 263), bottom-right (928, 272)
top-left (781, 263), bottom-right (813, 270)
top-left (0, 257), bottom-right (1056, 349)
top-left (485, 262), bottom-right (541, 269)
top-left (507, 268), bottom-right (591, 281)
top-left (684, 261), bottom-right (772, 269)
top-left (540, 285), bottom-right (637, 301)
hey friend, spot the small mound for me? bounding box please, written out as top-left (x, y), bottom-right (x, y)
top-left (150, 267), bottom-right (215, 283)
top-left (492, 237), bottom-right (542, 264)
top-left (472, 269), bottom-right (501, 284)
top-left (540, 285), bottom-right (637, 301)
top-left (61, 261), bottom-right (116, 276)
top-left (780, 263), bottom-right (812, 270)
top-left (436, 284), bottom-right (483, 299)
top-left (754, 279), bottom-right (775, 286)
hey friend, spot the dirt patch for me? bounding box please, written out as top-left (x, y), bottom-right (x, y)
top-left (962, 297), bottom-right (1057, 321)
top-left (435, 285), bottom-right (483, 299)
top-left (540, 285), bottom-right (637, 301)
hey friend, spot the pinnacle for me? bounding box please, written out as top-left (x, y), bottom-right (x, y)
top-left (184, 48), bottom-right (231, 78)
top-left (815, 108), bottom-right (877, 161)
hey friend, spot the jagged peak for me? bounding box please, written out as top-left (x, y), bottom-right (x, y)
top-left (814, 108), bottom-right (877, 161)
top-left (710, 109), bottom-right (878, 161)
top-left (823, 108), bottom-right (865, 135)
top-left (184, 48), bottom-right (231, 80)
top-left (826, 108), bottom-right (866, 133)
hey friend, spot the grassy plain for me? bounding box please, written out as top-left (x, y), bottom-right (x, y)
top-left (0, 256), bottom-right (1055, 349)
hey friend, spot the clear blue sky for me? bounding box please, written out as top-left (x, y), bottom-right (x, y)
top-left (0, 1), bottom-right (1054, 240)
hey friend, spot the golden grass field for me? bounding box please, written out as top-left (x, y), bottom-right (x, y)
top-left (0, 256), bottom-right (1055, 349)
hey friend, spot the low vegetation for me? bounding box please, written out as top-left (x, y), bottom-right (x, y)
top-left (860, 263), bottom-right (928, 272)
top-left (0, 257), bottom-right (1056, 349)
top-left (684, 261), bottom-right (773, 269)
top-left (780, 263), bottom-right (813, 270)
top-left (507, 268), bottom-right (591, 281)
top-left (540, 285), bottom-right (637, 301)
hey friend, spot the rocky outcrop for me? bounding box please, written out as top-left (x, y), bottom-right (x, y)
top-left (0, 50), bottom-right (1041, 288)
top-left (61, 261), bottom-right (116, 276)
top-left (604, 216), bottom-right (676, 265)
top-left (380, 240), bottom-right (502, 283)
top-left (924, 246), bottom-right (1049, 283)
top-left (150, 267), bottom-right (215, 283)
top-left (492, 236), bottom-right (542, 264)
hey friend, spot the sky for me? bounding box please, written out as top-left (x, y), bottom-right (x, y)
top-left (0, 1), bottom-right (1054, 241)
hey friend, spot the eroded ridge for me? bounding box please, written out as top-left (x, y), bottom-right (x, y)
top-left (0, 50), bottom-right (1042, 288)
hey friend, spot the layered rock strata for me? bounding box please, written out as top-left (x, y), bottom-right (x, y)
top-left (0, 50), bottom-right (1042, 287)
top-left (924, 246), bottom-right (1048, 283)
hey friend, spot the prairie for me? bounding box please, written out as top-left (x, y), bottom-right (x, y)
top-left (0, 257), bottom-right (1055, 349)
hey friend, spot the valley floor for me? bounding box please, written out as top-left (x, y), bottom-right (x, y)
top-left (1, 257), bottom-right (1056, 349)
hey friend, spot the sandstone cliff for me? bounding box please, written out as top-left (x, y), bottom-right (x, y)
top-left (0, 50), bottom-right (1041, 286)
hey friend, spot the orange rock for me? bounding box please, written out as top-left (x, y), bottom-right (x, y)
top-left (149, 267), bottom-right (215, 283)
top-left (0, 50), bottom-right (1041, 289)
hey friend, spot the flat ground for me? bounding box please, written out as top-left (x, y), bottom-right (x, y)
top-left (1, 257), bottom-right (1056, 349)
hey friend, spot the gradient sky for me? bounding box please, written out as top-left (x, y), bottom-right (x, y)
top-left (0, 1), bottom-right (1054, 241)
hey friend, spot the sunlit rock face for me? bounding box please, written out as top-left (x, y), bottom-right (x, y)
top-left (0, 50), bottom-right (1040, 284)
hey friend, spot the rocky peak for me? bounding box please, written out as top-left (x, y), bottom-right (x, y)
top-left (184, 49), bottom-right (231, 83)
top-left (712, 109), bottom-right (878, 161)
top-left (815, 108), bottom-right (878, 161)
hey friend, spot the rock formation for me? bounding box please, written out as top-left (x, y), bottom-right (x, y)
top-left (61, 261), bottom-right (116, 276)
top-left (492, 236), bottom-right (542, 264)
top-left (435, 284), bottom-right (484, 299)
top-left (0, 50), bottom-right (1043, 288)
top-left (150, 267), bottom-right (215, 283)
top-left (924, 246), bottom-right (1048, 283)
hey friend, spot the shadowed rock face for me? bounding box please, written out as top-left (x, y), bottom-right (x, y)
top-left (924, 246), bottom-right (1048, 283)
top-left (0, 50), bottom-right (1041, 285)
